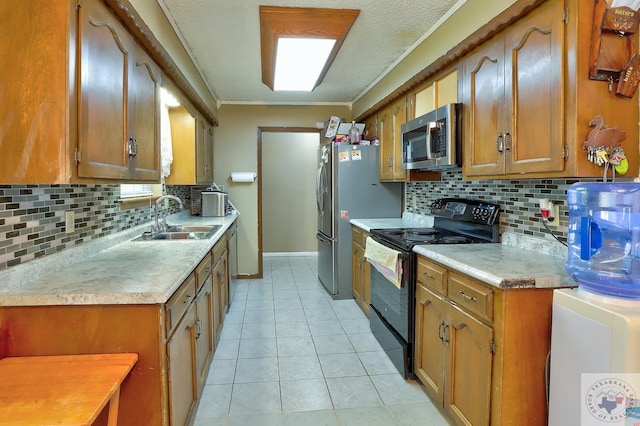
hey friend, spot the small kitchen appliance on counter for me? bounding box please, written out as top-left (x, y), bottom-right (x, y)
top-left (201, 190), bottom-right (229, 217)
top-left (368, 197), bottom-right (500, 378)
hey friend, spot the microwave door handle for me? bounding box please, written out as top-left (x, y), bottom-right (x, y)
top-left (426, 122), bottom-right (439, 160)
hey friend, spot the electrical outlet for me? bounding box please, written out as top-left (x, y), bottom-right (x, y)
top-left (65, 210), bottom-right (75, 234)
top-left (413, 195), bottom-right (417, 208)
top-left (546, 203), bottom-right (560, 227)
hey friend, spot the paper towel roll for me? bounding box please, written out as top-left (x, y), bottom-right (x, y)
top-left (230, 172), bottom-right (256, 183)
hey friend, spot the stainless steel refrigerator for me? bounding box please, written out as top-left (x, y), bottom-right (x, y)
top-left (316, 143), bottom-right (402, 299)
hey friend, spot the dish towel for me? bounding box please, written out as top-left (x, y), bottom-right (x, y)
top-left (364, 237), bottom-right (402, 289)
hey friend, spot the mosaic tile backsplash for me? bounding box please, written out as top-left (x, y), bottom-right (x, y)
top-left (0, 184), bottom-right (192, 271)
top-left (405, 170), bottom-right (609, 242)
top-left (0, 174), bottom-right (611, 272)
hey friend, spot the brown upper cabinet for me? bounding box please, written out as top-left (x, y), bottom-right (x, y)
top-left (462, 0), bottom-right (639, 179)
top-left (0, 0), bottom-right (161, 183)
top-left (165, 103), bottom-right (214, 185)
top-left (378, 97), bottom-right (409, 182)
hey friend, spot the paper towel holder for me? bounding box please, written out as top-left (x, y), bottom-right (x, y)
top-left (230, 172), bottom-right (257, 183)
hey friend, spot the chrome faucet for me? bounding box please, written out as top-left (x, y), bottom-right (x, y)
top-left (153, 195), bottom-right (184, 233)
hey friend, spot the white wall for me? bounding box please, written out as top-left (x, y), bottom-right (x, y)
top-left (214, 104), bottom-right (351, 276)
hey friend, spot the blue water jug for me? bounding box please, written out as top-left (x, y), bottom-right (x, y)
top-left (565, 182), bottom-right (640, 298)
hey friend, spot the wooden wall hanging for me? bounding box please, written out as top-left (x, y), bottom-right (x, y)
top-left (589, 0), bottom-right (640, 97)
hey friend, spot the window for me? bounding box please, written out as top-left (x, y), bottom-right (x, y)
top-left (120, 184), bottom-right (155, 198)
top-left (119, 184), bottom-right (162, 209)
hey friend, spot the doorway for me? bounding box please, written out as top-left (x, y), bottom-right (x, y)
top-left (258, 128), bottom-right (320, 265)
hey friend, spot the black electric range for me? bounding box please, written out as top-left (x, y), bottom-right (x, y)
top-left (367, 198), bottom-right (500, 379)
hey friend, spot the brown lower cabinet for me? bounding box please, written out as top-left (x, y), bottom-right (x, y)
top-left (414, 254), bottom-right (556, 426)
top-left (351, 226), bottom-right (370, 316)
top-left (0, 234), bottom-right (229, 426)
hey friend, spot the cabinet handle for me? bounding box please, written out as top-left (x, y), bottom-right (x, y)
top-left (388, 157), bottom-right (393, 168)
top-left (422, 271), bottom-right (435, 280)
top-left (442, 323), bottom-right (450, 344)
top-left (504, 132), bottom-right (512, 151)
top-left (205, 267), bottom-right (212, 274)
top-left (184, 294), bottom-right (192, 304)
top-left (458, 290), bottom-right (478, 302)
top-left (195, 319), bottom-right (201, 339)
top-left (438, 321), bottom-right (445, 341)
top-left (127, 137), bottom-right (138, 157)
top-left (496, 134), bottom-right (504, 153)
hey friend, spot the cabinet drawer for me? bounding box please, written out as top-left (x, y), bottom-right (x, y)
top-left (448, 272), bottom-right (493, 323)
top-left (196, 254), bottom-right (212, 290)
top-left (165, 273), bottom-right (197, 336)
top-left (352, 226), bottom-right (363, 246)
top-left (212, 236), bottom-right (227, 266)
top-left (416, 256), bottom-right (447, 296)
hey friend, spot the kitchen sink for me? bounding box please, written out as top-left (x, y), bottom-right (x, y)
top-left (133, 225), bottom-right (221, 241)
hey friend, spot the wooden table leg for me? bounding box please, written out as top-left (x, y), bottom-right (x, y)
top-left (107, 386), bottom-right (121, 426)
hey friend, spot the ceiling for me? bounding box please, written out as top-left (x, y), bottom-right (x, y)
top-left (157, 0), bottom-right (463, 106)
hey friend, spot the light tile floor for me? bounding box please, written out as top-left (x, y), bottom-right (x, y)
top-left (194, 255), bottom-right (451, 426)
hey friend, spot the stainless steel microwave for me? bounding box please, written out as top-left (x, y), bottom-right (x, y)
top-left (401, 103), bottom-right (461, 170)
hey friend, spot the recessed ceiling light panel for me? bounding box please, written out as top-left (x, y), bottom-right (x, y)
top-left (260, 6), bottom-right (360, 92)
top-left (274, 38), bottom-right (336, 92)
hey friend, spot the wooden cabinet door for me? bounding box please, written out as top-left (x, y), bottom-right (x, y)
top-left (195, 276), bottom-right (214, 394)
top-left (196, 117), bottom-right (214, 184)
top-left (167, 303), bottom-right (197, 426)
top-left (414, 283), bottom-right (448, 402)
top-left (504, 0), bottom-right (565, 175)
top-left (390, 98), bottom-right (408, 181)
top-left (378, 108), bottom-right (393, 181)
top-left (462, 37), bottom-right (505, 177)
top-left (213, 256), bottom-right (226, 343)
top-left (361, 231), bottom-right (371, 316)
top-left (444, 304), bottom-right (493, 426)
top-left (129, 43), bottom-right (161, 181)
top-left (378, 97), bottom-right (408, 181)
top-left (77, 0), bottom-right (129, 180)
top-left (351, 236), bottom-right (363, 304)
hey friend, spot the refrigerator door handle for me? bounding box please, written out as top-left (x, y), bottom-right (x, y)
top-left (316, 165), bottom-right (324, 214)
top-left (316, 232), bottom-right (333, 244)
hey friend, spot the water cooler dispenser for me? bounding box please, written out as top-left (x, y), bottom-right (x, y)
top-left (549, 183), bottom-right (640, 426)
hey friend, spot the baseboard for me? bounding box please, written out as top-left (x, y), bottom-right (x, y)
top-left (263, 252), bottom-right (318, 257)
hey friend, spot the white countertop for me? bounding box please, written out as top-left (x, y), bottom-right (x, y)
top-left (0, 211), bottom-right (238, 307)
top-left (414, 244), bottom-right (575, 290)
top-left (350, 212), bottom-right (434, 231)
top-left (351, 216), bottom-right (575, 290)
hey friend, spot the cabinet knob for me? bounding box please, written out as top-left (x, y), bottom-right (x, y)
top-left (496, 134), bottom-right (504, 153)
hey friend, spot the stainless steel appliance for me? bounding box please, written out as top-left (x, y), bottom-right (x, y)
top-left (369, 198), bottom-right (500, 378)
top-left (201, 190), bottom-right (228, 217)
top-left (316, 143), bottom-right (402, 299)
top-left (401, 103), bottom-right (461, 171)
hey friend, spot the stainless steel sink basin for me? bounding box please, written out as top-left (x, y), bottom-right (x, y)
top-left (165, 225), bottom-right (221, 234)
top-left (133, 225), bottom-right (221, 241)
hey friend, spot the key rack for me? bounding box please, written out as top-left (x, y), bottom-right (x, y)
top-left (589, 0), bottom-right (640, 97)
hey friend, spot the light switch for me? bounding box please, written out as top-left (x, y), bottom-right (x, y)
top-left (65, 210), bottom-right (75, 234)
